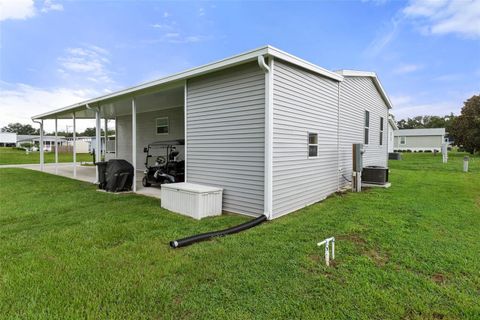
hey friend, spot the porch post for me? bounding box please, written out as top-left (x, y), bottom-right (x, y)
top-left (39, 120), bottom-right (44, 171)
top-left (73, 112), bottom-right (77, 178)
top-left (95, 107), bottom-right (101, 183)
top-left (132, 97), bottom-right (137, 192)
top-left (55, 117), bottom-right (58, 174)
top-left (104, 118), bottom-right (108, 159)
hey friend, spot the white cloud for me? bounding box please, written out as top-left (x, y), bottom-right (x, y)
top-left (0, 0), bottom-right (35, 21)
top-left (403, 0), bottom-right (480, 38)
top-left (0, 82), bottom-right (98, 131)
top-left (393, 64), bottom-right (424, 74)
top-left (58, 46), bottom-right (113, 84)
top-left (390, 93), bottom-right (470, 119)
top-left (198, 8), bottom-right (205, 16)
top-left (0, 0), bottom-right (63, 21)
top-left (40, 0), bottom-right (63, 13)
top-left (364, 14), bottom-right (403, 57)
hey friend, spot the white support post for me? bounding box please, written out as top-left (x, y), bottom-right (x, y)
top-left (184, 80), bottom-right (188, 182)
top-left (95, 108), bottom-right (101, 183)
top-left (39, 120), bottom-right (44, 171)
top-left (132, 98), bottom-right (137, 192)
top-left (73, 112), bottom-right (77, 178)
top-left (55, 117), bottom-right (58, 174)
top-left (104, 118), bottom-right (108, 159)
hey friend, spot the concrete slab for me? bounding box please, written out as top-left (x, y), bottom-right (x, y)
top-left (0, 162), bottom-right (162, 199)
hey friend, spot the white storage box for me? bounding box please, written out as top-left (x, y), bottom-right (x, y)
top-left (161, 183), bottom-right (223, 220)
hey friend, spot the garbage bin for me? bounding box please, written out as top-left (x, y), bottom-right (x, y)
top-left (95, 161), bottom-right (108, 189)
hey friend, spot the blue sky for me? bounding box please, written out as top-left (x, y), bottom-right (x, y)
top-left (1, 0), bottom-right (479, 131)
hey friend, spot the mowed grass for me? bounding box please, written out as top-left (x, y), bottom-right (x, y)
top-left (0, 147), bottom-right (91, 165)
top-left (0, 152), bottom-right (479, 319)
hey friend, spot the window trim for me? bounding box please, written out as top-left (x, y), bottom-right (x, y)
top-left (155, 117), bottom-right (169, 135)
top-left (364, 110), bottom-right (370, 145)
top-left (400, 136), bottom-right (406, 145)
top-left (379, 116), bottom-right (384, 146)
top-left (308, 132), bottom-right (319, 158)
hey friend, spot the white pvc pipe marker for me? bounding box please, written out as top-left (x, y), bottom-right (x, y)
top-left (317, 237), bottom-right (335, 266)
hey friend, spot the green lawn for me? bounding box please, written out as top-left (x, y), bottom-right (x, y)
top-left (0, 147), bottom-right (92, 165)
top-left (0, 152), bottom-right (479, 319)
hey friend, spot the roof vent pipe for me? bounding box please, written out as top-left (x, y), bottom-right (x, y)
top-left (258, 55), bottom-right (270, 73)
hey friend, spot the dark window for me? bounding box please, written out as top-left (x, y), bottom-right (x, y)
top-left (308, 133), bottom-right (318, 157)
top-left (364, 111), bottom-right (370, 145)
top-left (380, 117), bottom-right (384, 145)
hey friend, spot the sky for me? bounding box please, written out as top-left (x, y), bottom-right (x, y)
top-left (1, 0), bottom-right (479, 132)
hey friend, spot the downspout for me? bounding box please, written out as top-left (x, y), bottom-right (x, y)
top-left (258, 55), bottom-right (274, 220)
top-left (337, 82), bottom-right (341, 191)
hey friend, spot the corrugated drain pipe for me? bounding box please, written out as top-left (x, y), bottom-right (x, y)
top-left (170, 215), bottom-right (268, 249)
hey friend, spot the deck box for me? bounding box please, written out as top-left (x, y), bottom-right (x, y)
top-left (161, 183), bottom-right (223, 220)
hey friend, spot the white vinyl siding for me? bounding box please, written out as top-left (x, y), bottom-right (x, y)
top-left (186, 62), bottom-right (265, 216)
top-left (272, 60), bottom-right (339, 218)
top-left (338, 77), bottom-right (389, 188)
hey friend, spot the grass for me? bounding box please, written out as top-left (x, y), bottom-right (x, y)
top-left (0, 152), bottom-right (479, 319)
top-left (0, 147), bottom-right (92, 165)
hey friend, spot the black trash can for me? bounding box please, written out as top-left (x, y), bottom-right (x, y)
top-left (95, 161), bottom-right (108, 190)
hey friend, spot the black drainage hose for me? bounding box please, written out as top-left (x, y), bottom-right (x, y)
top-left (170, 215), bottom-right (268, 249)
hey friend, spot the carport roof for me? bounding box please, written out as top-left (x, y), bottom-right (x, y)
top-left (32, 45), bottom-right (345, 120)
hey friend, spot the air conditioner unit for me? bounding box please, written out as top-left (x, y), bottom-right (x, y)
top-left (362, 166), bottom-right (389, 185)
top-left (389, 152), bottom-right (401, 160)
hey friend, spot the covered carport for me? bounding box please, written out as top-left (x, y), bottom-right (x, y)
top-left (31, 79), bottom-right (185, 195)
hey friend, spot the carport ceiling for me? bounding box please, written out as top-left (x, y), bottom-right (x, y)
top-left (50, 84), bottom-right (184, 119)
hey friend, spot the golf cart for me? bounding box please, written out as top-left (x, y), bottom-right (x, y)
top-left (142, 140), bottom-right (185, 187)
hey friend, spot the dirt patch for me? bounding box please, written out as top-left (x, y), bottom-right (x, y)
top-left (337, 233), bottom-right (367, 246)
top-left (431, 273), bottom-right (446, 285)
top-left (366, 249), bottom-right (389, 267)
top-left (432, 312), bottom-right (445, 319)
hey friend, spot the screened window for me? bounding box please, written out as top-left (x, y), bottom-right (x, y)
top-left (308, 133), bottom-right (318, 157)
top-left (400, 136), bottom-right (406, 145)
top-left (364, 110), bottom-right (370, 145)
top-left (156, 117), bottom-right (169, 135)
top-left (379, 117), bottom-right (384, 145)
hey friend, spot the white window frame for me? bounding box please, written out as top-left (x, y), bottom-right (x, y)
top-left (155, 117), bottom-right (169, 135)
top-left (364, 110), bottom-right (370, 145)
top-left (400, 136), bottom-right (406, 145)
top-left (308, 132), bottom-right (318, 158)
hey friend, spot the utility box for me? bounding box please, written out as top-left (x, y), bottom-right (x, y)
top-left (161, 183), bottom-right (223, 220)
top-left (352, 143), bottom-right (364, 172)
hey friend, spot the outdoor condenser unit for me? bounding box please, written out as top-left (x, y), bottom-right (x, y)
top-left (362, 166), bottom-right (389, 185)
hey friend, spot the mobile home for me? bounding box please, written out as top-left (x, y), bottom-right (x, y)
top-left (32, 46), bottom-right (393, 219)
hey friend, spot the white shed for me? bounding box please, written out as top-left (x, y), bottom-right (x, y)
top-left (31, 45), bottom-right (393, 219)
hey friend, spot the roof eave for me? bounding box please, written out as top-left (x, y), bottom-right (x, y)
top-left (32, 45), bottom-right (347, 120)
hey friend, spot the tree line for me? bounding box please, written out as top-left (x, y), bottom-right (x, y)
top-left (0, 124), bottom-right (114, 137)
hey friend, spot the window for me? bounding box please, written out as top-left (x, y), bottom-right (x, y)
top-left (364, 110), bottom-right (370, 145)
top-left (308, 133), bottom-right (318, 157)
top-left (156, 117), bottom-right (169, 135)
top-left (400, 136), bottom-right (406, 145)
top-left (379, 117), bottom-right (384, 145)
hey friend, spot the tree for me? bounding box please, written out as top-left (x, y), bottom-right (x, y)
top-left (1, 123), bottom-right (39, 135)
top-left (396, 114), bottom-right (457, 131)
top-left (450, 95), bottom-right (480, 154)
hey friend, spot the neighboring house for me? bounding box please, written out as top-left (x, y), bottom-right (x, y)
top-left (387, 116), bottom-right (398, 153)
top-left (17, 135), bottom-right (67, 151)
top-left (394, 128), bottom-right (446, 152)
top-left (0, 132), bottom-right (17, 147)
top-left (32, 45), bottom-right (393, 220)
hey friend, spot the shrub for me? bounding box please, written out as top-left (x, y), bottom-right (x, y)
top-left (425, 150), bottom-right (432, 153)
top-left (406, 149), bottom-right (412, 153)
